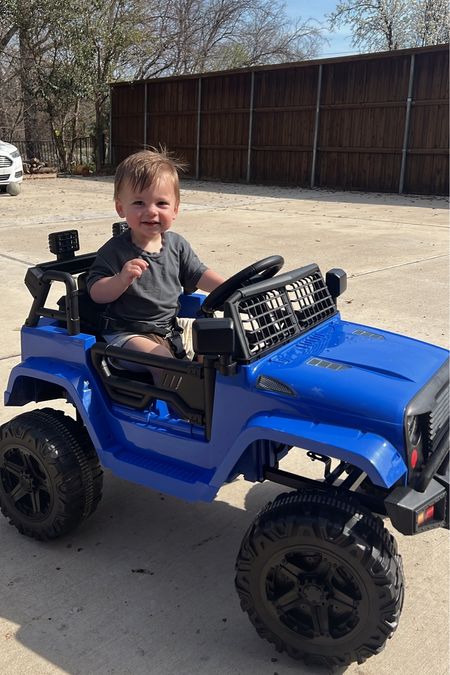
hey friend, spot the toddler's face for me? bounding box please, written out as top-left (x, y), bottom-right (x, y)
top-left (115, 175), bottom-right (179, 244)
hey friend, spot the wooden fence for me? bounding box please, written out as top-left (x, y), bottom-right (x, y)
top-left (110, 44), bottom-right (449, 195)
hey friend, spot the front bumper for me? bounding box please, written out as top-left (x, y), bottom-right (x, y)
top-left (387, 358), bottom-right (449, 535)
top-left (385, 452), bottom-right (449, 535)
top-left (0, 157), bottom-right (23, 184)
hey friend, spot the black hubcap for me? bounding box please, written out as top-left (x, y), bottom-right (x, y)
top-left (265, 548), bottom-right (365, 642)
top-left (0, 446), bottom-right (52, 519)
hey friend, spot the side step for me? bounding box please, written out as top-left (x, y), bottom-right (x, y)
top-left (103, 447), bottom-right (217, 502)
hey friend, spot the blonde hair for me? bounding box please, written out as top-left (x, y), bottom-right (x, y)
top-left (114, 148), bottom-right (186, 204)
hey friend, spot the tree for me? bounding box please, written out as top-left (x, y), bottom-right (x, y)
top-left (134, 0), bottom-right (325, 78)
top-left (1, 1), bottom-right (47, 155)
top-left (0, 3), bottom-right (19, 137)
top-left (0, 0), bottom-right (149, 167)
top-left (0, 2), bottom-right (16, 54)
top-left (1, 1), bottom-right (89, 163)
top-left (67, 0), bottom-right (150, 170)
top-left (205, 0), bottom-right (324, 70)
top-left (1, 0), bottom-right (326, 168)
top-left (414, 0), bottom-right (450, 46)
top-left (328, 0), bottom-right (449, 52)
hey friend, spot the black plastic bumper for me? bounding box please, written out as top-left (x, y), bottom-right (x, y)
top-left (385, 460), bottom-right (449, 535)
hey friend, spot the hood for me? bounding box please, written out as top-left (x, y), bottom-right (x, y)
top-left (252, 317), bottom-right (448, 431)
top-left (0, 140), bottom-right (19, 155)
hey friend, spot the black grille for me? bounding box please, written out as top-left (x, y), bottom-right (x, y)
top-left (287, 273), bottom-right (337, 330)
top-left (256, 375), bottom-right (296, 396)
top-left (225, 265), bottom-right (336, 361)
top-left (307, 357), bottom-right (350, 371)
top-left (239, 289), bottom-right (298, 356)
top-left (424, 383), bottom-right (449, 459)
top-left (0, 156), bottom-right (13, 168)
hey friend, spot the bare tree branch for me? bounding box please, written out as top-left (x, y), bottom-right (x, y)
top-left (328, 0), bottom-right (449, 51)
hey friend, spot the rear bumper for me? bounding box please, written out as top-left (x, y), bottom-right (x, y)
top-left (385, 458), bottom-right (449, 535)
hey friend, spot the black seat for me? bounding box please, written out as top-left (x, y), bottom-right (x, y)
top-left (77, 272), bottom-right (108, 335)
top-left (77, 271), bottom-right (89, 293)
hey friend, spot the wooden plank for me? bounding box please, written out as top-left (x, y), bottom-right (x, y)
top-left (251, 149), bottom-right (311, 186)
top-left (318, 147), bottom-right (403, 154)
top-left (404, 154), bottom-right (449, 194)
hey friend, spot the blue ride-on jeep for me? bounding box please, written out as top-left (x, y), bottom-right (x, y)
top-left (1, 227), bottom-right (449, 669)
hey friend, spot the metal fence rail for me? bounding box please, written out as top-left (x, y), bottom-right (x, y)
top-left (11, 137), bottom-right (94, 170)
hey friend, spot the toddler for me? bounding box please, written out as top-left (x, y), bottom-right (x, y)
top-left (87, 148), bottom-right (224, 362)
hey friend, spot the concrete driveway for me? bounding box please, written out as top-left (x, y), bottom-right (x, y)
top-left (0, 176), bottom-right (448, 675)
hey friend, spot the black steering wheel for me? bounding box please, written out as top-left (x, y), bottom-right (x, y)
top-left (201, 255), bottom-right (284, 316)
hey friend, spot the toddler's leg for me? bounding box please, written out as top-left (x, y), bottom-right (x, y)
top-left (120, 335), bottom-right (173, 384)
top-left (176, 317), bottom-right (195, 359)
top-left (122, 335), bottom-right (173, 359)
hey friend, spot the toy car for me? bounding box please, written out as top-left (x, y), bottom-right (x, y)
top-left (0, 140), bottom-right (23, 196)
top-left (1, 227), bottom-right (448, 669)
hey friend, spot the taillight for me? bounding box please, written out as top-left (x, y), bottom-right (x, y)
top-left (417, 503), bottom-right (439, 528)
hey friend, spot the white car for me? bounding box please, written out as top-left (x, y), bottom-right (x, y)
top-left (0, 140), bottom-right (23, 196)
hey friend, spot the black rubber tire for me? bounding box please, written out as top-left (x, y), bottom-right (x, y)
top-left (6, 182), bottom-right (21, 196)
top-left (235, 490), bottom-right (404, 669)
top-left (0, 408), bottom-right (103, 540)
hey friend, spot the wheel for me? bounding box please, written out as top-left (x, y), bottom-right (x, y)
top-left (235, 490), bottom-right (404, 669)
top-left (201, 255), bottom-right (284, 315)
top-left (0, 408), bottom-right (103, 540)
top-left (6, 182), bottom-right (21, 196)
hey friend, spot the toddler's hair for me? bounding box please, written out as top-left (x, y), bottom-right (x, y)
top-left (114, 148), bottom-right (186, 204)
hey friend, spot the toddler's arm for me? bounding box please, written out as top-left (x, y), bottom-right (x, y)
top-left (89, 258), bottom-right (148, 303)
top-left (197, 269), bottom-right (225, 293)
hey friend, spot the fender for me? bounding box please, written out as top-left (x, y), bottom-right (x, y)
top-left (212, 413), bottom-right (407, 489)
top-left (4, 357), bottom-right (118, 456)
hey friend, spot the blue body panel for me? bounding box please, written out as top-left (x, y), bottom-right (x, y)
top-left (5, 313), bottom-right (449, 501)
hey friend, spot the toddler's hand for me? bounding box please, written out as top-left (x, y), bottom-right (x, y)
top-left (118, 258), bottom-right (148, 286)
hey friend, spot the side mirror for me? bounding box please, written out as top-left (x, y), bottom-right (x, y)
top-left (326, 268), bottom-right (347, 303)
top-left (193, 318), bottom-right (235, 356)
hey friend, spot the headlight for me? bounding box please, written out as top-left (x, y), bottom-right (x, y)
top-left (405, 413), bottom-right (424, 473)
top-left (407, 414), bottom-right (421, 446)
top-left (11, 150), bottom-right (20, 158)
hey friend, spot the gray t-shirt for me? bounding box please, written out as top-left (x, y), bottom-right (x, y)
top-left (86, 229), bottom-right (207, 330)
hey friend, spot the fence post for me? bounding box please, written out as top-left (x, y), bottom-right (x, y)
top-left (399, 54), bottom-right (415, 194)
top-left (246, 71), bottom-right (255, 183)
top-left (99, 134), bottom-right (106, 165)
top-left (110, 87), bottom-right (117, 167)
top-left (311, 63), bottom-right (323, 189)
top-left (144, 82), bottom-right (148, 147)
top-left (196, 77), bottom-right (202, 180)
